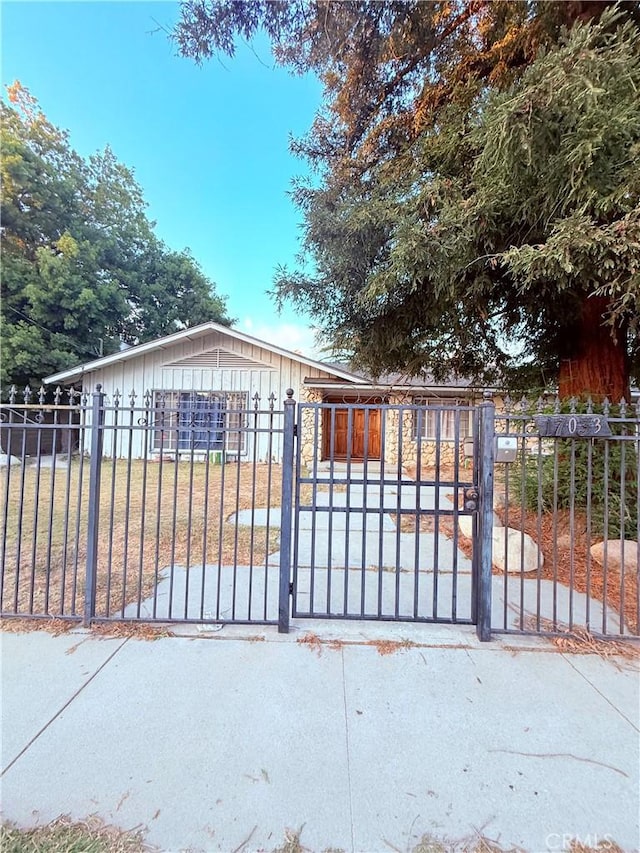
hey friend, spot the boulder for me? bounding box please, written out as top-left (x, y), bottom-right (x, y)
top-left (458, 512), bottom-right (503, 540)
top-left (590, 540), bottom-right (638, 573)
top-left (458, 516), bottom-right (474, 538)
top-left (492, 527), bottom-right (543, 574)
top-left (493, 490), bottom-right (506, 511)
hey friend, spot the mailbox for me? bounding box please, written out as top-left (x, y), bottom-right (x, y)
top-left (495, 435), bottom-right (518, 463)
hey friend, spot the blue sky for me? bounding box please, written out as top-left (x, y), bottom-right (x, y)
top-left (1, 0), bottom-right (325, 355)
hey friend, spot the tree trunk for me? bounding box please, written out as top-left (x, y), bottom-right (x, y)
top-left (558, 295), bottom-right (629, 402)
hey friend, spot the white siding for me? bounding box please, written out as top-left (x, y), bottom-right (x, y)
top-left (79, 330), bottom-right (339, 460)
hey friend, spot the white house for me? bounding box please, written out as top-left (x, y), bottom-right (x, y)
top-left (44, 321), bottom-right (480, 464)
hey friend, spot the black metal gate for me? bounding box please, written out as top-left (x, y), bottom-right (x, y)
top-left (6, 386), bottom-right (635, 641)
top-left (289, 400), bottom-right (495, 637)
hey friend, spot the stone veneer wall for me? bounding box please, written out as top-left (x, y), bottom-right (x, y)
top-left (299, 387), bottom-right (324, 468)
top-left (384, 394), bottom-right (460, 470)
top-left (297, 389), bottom-right (470, 471)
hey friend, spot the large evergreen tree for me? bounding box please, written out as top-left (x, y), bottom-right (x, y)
top-left (1, 83), bottom-right (231, 390)
top-left (175, 0), bottom-right (640, 399)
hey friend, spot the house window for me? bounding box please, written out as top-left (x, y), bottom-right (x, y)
top-left (153, 391), bottom-right (249, 454)
top-left (412, 399), bottom-right (472, 441)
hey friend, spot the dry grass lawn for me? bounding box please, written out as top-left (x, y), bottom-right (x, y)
top-left (1, 458), bottom-right (284, 618)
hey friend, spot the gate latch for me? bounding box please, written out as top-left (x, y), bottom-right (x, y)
top-left (463, 487), bottom-right (479, 512)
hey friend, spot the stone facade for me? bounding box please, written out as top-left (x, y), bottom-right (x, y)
top-left (299, 387), bottom-right (324, 468)
top-left (298, 389), bottom-right (473, 472)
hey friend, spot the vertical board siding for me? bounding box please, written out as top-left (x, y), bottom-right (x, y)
top-left (76, 331), bottom-right (339, 460)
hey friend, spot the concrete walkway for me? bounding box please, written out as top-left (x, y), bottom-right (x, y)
top-left (1, 622), bottom-right (638, 852)
top-left (152, 467), bottom-right (618, 632)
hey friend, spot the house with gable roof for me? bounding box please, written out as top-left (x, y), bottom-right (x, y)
top-left (44, 321), bottom-right (481, 466)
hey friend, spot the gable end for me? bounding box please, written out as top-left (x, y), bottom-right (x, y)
top-left (163, 348), bottom-right (276, 371)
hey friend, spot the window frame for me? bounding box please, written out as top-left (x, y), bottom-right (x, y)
top-left (412, 398), bottom-right (473, 442)
top-left (153, 390), bottom-right (249, 455)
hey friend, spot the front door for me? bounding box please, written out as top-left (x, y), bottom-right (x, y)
top-left (322, 406), bottom-right (381, 460)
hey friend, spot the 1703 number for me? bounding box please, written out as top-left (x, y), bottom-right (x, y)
top-left (533, 414), bottom-right (611, 438)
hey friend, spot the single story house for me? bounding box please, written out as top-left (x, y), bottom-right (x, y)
top-left (44, 321), bottom-right (482, 465)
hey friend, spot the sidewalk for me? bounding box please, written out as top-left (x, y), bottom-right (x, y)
top-left (1, 620), bottom-right (638, 853)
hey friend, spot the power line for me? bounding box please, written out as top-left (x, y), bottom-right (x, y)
top-left (3, 304), bottom-right (52, 335)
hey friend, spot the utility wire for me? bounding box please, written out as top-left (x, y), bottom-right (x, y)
top-left (4, 304), bottom-right (52, 335)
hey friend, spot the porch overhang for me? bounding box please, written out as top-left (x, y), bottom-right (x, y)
top-left (302, 379), bottom-right (477, 398)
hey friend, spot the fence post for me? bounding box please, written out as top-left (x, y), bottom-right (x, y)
top-left (278, 389), bottom-right (296, 633)
top-left (476, 391), bottom-right (495, 641)
top-left (84, 385), bottom-right (105, 626)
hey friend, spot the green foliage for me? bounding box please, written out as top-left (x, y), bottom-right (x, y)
top-left (1, 83), bottom-right (231, 391)
top-left (176, 2), bottom-right (640, 397)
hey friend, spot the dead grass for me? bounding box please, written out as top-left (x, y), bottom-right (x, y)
top-left (1, 460), bottom-right (283, 618)
top-left (406, 833), bottom-right (625, 853)
top-left (0, 815), bottom-right (151, 852)
top-left (392, 514), bottom-right (439, 534)
top-left (404, 462), bottom-right (475, 483)
top-left (316, 483), bottom-right (349, 494)
top-left (0, 616), bottom-right (76, 635)
top-left (0, 820), bottom-right (624, 853)
top-left (368, 637), bottom-right (416, 655)
top-left (88, 622), bottom-right (175, 641)
top-left (296, 632), bottom-right (344, 656)
top-left (521, 616), bottom-right (640, 662)
top-left (407, 834), bottom-right (523, 853)
top-left (0, 617), bottom-right (175, 641)
top-left (297, 632), bottom-right (327, 656)
top-left (568, 842), bottom-right (625, 853)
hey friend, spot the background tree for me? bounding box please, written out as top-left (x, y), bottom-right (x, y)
top-left (1, 83), bottom-right (231, 391)
top-left (175, 0), bottom-right (640, 399)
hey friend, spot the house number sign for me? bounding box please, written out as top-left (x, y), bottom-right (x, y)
top-left (533, 414), bottom-right (611, 438)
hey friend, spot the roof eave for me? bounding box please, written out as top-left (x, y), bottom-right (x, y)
top-left (43, 321), bottom-right (364, 386)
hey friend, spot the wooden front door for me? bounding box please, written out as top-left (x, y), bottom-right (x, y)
top-left (323, 406), bottom-right (381, 460)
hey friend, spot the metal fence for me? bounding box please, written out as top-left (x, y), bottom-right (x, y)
top-left (490, 396), bottom-right (639, 639)
top-left (1, 385), bottom-right (638, 641)
top-left (1, 385), bottom-right (288, 627)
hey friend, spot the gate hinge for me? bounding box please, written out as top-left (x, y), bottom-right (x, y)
top-left (289, 582), bottom-right (294, 597)
top-left (293, 424), bottom-right (298, 438)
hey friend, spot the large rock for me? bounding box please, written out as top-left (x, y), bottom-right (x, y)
top-left (493, 490), bottom-right (506, 511)
top-left (458, 512), bottom-right (502, 539)
top-left (458, 515), bottom-right (474, 538)
top-left (492, 527), bottom-right (543, 574)
top-left (590, 540), bottom-right (638, 573)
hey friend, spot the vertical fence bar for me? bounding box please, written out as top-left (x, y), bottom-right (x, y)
top-left (28, 399), bottom-right (45, 614)
top-left (56, 389), bottom-right (76, 615)
top-left (278, 389), bottom-right (296, 633)
top-left (84, 385), bottom-right (105, 626)
top-left (71, 397), bottom-right (88, 616)
top-left (326, 405), bottom-right (336, 615)
top-left (44, 398), bottom-right (61, 614)
top-left (120, 392), bottom-right (136, 617)
top-left (377, 407), bottom-right (386, 617)
top-left (105, 393), bottom-right (120, 617)
top-left (12, 397), bottom-right (30, 613)
top-left (247, 394), bottom-right (260, 621)
top-left (476, 392), bottom-right (495, 641)
top-left (263, 394), bottom-right (276, 621)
